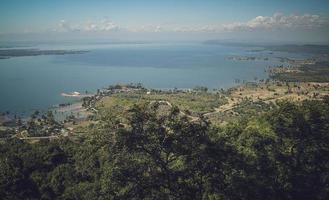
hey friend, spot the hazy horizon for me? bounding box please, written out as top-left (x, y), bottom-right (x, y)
top-left (1, 0), bottom-right (329, 44)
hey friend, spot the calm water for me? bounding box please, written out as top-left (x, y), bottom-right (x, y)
top-left (0, 42), bottom-right (304, 115)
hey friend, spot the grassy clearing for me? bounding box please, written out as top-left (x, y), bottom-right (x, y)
top-left (142, 92), bottom-right (226, 115)
top-left (96, 91), bottom-right (227, 117)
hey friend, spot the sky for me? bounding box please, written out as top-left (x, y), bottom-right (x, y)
top-left (1, 0), bottom-right (329, 43)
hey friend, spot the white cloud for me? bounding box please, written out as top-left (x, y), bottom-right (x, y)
top-left (55, 19), bottom-right (119, 32)
top-left (131, 13), bottom-right (328, 33)
top-left (53, 13), bottom-right (328, 34)
top-left (102, 20), bottom-right (119, 31)
top-left (58, 20), bottom-right (72, 31)
top-left (223, 13), bottom-right (329, 31)
top-left (127, 24), bottom-right (164, 33)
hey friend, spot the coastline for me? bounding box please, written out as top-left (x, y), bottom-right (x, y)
top-left (2, 78), bottom-right (329, 141)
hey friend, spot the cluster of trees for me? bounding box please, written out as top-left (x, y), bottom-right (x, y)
top-left (193, 86), bottom-right (208, 93)
top-left (1, 97), bottom-right (328, 199)
top-left (16, 111), bottom-right (63, 137)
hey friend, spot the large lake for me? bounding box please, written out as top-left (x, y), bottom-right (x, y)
top-left (0, 42), bottom-right (305, 115)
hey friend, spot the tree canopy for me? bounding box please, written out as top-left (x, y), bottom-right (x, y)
top-left (0, 98), bottom-right (328, 199)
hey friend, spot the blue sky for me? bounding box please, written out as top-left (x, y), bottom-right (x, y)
top-left (1, 0), bottom-right (329, 43)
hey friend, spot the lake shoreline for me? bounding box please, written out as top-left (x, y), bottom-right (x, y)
top-left (0, 43), bottom-right (320, 116)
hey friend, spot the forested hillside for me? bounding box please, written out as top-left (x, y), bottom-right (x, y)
top-left (1, 97), bottom-right (329, 199)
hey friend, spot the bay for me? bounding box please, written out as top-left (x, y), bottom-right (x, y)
top-left (0, 42), bottom-right (302, 115)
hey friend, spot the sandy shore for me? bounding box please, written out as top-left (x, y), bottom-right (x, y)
top-left (61, 93), bottom-right (94, 98)
top-left (53, 102), bottom-right (92, 121)
top-left (56, 102), bottom-right (84, 112)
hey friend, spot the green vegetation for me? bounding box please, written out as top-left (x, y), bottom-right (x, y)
top-left (96, 90), bottom-right (226, 117)
top-left (1, 96), bottom-right (328, 199)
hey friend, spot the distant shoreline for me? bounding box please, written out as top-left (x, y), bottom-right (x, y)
top-left (0, 48), bottom-right (89, 59)
top-left (203, 41), bottom-right (329, 55)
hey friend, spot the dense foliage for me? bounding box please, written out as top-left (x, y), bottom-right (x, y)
top-left (1, 98), bottom-right (329, 199)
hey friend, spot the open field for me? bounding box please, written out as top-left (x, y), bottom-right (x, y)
top-left (270, 61), bottom-right (329, 82)
top-left (96, 90), bottom-right (227, 116)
